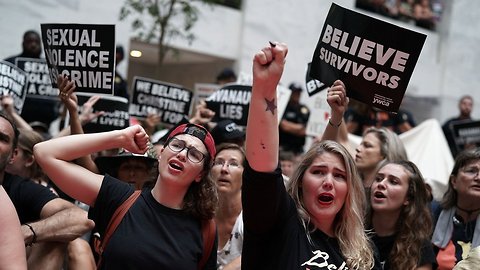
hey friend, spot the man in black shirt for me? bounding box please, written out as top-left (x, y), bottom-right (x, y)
top-left (0, 113), bottom-right (94, 269)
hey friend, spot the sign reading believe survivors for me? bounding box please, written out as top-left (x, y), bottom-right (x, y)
top-left (40, 24), bottom-right (115, 94)
top-left (310, 3), bottom-right (426, 112)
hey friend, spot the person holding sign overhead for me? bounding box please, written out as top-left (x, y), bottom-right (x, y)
top-left (242, 42), bottom-right (377, 269)
top-left (34, 117), bottom-right (217, 269)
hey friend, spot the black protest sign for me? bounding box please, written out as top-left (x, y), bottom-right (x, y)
top-left (204, 84), bottom-right (252, 127)
top-left (305, 62), bottom-right (328, 96)
top-left (450, 120), bottom-right (480, 155)
top-left (0, 60), bottom-right (28, 113)
top-left (129, 77), bottom-right (193, 125)
top-left (310, 3), bottom-right (426, 112)
top-left (41, 24), bottom-right (115, 94)
top-left (76, 93), bottom-right (129, 133)
top-left (15, 58), bottom-right (59, 100)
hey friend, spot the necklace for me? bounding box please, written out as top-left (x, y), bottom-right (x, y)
top-left (456, 205), bottom-right (480, 218)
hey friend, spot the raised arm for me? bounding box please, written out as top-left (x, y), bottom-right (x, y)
top-left (320, 80), bottom-right (350, 146)
top-left (0, 186), bottom-right (27, 270)
top-left (33, 125), bottom-right (150, 206)
top-left (245, 42), bottom-right (288, 172)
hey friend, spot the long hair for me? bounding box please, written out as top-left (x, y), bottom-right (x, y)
top-left (286, 140), bottom-right (374, 270)
top-left (441, 148), bottom-right (480, 209)
top-left (361, 127), bottom-right (408, 179)
top-left (16, 128), bottom-right (45, 179)
top-left (180, 142), bottom-right (218, 220)
top-left (368, 160), bottom-right (433, 270)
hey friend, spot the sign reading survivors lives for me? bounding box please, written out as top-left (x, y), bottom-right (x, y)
top-left (129, 77), bottom-right (193, 125)
top-left (41, 24), bottom-right (115, 94)
top-left (15, 58), bottom-right (59, 99)
top-left (0, 60), bottom-right (27, 113)
top-left (76, 93), bottom-right (129, 133)
top-left (205, 84), bottom-right (252, 127)
top-left (310, 3), bottom-right (426, 112)
top-left (450, 120), bottom-right (480, 155)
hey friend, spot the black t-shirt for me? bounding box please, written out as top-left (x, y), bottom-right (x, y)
top-left (371, 234), bottom-right (436, 269)
top-left (2, 173), bottom-right (58, 223)
top-left (89, 175), bottom-right (216, 270)
top-left (279, 103), bottom-right (310, 154)
top-left (242, 162), bottom-right (376, 269)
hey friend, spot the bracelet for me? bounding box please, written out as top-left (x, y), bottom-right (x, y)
top-left (328, 118), bottom-right (342, 128)
top-left (24, 223), bottom-right (37, 246)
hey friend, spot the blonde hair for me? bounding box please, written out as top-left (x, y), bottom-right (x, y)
top-left (286, 140), bottom-right (375, 269)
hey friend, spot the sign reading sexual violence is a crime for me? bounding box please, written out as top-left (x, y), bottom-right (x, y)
top-left (0, 60), bottom-right (27, 113)
top-left (310, 3), bottom-right (426, 112)
top-left (76, 93), bottom-right (129, 133)
top-left (129, 77), bottom-right (193, 125)
top-left (204, 84), bottom-right (252, 127)
top-left (15, 58), bottom-right (59, 99)
top-left (40, 24), bottom-right (115, 94)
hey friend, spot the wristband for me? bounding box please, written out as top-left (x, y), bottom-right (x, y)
top-left (328, 118), bottom-right (342, 128)
top-left (24, 223), bottom-right (37, 246)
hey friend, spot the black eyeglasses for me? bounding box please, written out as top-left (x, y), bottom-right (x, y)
top-left (167, 138), bottom-right (206, 163)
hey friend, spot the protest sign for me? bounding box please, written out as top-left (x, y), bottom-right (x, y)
top-left (205, 83), bottom-right (291, 128)
top-left (76, 93), bottom-right (129, 133)
top-left (129, 77), bottom-right (193, 125)
top-left (449, 119), bottom-right (480, 155)
top-left (310, 3), bottom-right (426, 112)
top-left (193, 83), bottom-right (220, 106)
top-left (40, 24), bottom-right (115, 94)
top-left (305, 62), bottom-right (328, 97)
top-left (0, 60), bottom-right (27, 113)
top-left (16, 58), bottom-right (59, 99)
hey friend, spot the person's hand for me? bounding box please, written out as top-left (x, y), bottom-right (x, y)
top-left (190, 100), bottom-right (215, 125)
top-left (123, 125), bottom-right (150, 154)
top-left (57, 75), bottom-right (78, 113)
top-left (0, 95), bottom-right (15, 116)
top-left (252, 42), bottom-right (288, 94)
top-left (327, 80), bottom-right (349, 119)
top-left (79, 95), bottom-right (104, 125)
top-left (142, 113), bottom-right (161, 135)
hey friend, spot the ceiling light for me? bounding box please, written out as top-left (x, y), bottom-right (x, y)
top-left (130, 50), bottom-right (142, 58)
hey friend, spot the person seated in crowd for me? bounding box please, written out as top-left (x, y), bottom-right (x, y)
top-left (241, 42), bottom-right (378, 269)
top-left (94, 148), bottom-right (158, 190)
top-left (0, 186), bottom-right (27, 270)
top-left (210, 119), bottom-right (245, 147)
top-left (212, 143), bottom-right (245, 270)
top-left (442, 95), bottom-right (474, 157)
top-left (34, 120), bottom-right (218, 269)
top-left (279, 150), bottom-right (296, 180)
top-left (279, 82), bottom-right (310, 156)
top-left (413, 0), bottom-right (436, 30)
top-left (432, 148), bottom-right (480, 268)
top-left (322, 81), bottom-right (408, 192)
top-left (0, 113), bottom-right (94, 270)
top-left (368, 161), bottom-right (436, 269)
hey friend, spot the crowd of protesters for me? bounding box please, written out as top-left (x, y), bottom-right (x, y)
top-left (1, 30), bottom-right (479, 270)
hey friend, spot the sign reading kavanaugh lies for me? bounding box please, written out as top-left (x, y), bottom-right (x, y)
top-left (129, 77), bottom-right (193, 125)
top-left (310, 3), bottom-right (426, 112)
top-left (40, 24), bottom-right (115, 95)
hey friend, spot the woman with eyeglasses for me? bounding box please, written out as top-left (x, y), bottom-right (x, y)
top-left (33, 123), bottom-right (218, 269)
top-left (211, 143), bottom-right (245, 270)
top-left (432, 148), bottom-right (480, 268)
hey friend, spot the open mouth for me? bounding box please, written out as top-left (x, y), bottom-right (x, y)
top-left (169, 160), bottom-right (183, 171)
top-left (374, 191), bottom-right (386, 199)
top-left (318, 193), bottom-right (334, 204)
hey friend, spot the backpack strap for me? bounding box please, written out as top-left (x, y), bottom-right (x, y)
top-left (198, 218), bottom-right (216, 270)
top-left (95, 190), bottom-right (142, 269)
